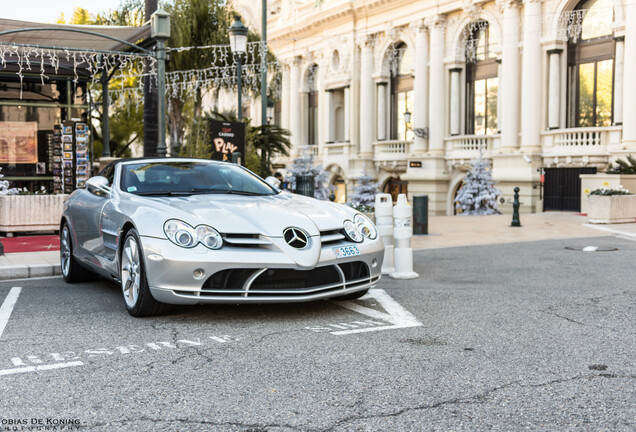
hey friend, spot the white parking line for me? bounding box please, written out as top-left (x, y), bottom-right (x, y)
top-left (0, 287), bottom-right (21, 340)
top-left (0, 361), bottom-right (84, 376)
top-left (583, 224), bottom-right (636, 240)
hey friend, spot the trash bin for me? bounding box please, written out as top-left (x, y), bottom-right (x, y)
top-left (295, 175), bottom-right (315, 198)
top-left (413, 194), bottom-right (428, 235)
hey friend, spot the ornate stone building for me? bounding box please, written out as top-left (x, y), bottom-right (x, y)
top-left (238, 0), bottom-right (628, 214)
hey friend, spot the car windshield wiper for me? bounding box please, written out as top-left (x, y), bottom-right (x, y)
top-left (134, 191), bottom-right (195, 196)
top-left (189, 188), bottom-right (270, 196)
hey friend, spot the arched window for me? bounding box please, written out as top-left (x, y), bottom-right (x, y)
top-left (465, 20), bottom-right (498, 135)
top-left (389, 43), bottom-right (414, 141)
top-left (567, 0), bottom-right (614, 127)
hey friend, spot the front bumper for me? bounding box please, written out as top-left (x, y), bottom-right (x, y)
top-left (140, 235), bottom-right (384, 305)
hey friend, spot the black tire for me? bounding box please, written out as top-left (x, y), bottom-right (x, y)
top-left (331, 288), bottom-right (369, 301)
top-left (120, 228), bottom-right (169, 317)
top-left (60, 224), bottom-right (98, 283)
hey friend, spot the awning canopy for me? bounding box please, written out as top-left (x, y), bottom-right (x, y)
top-left (0, 18), bottom-right (151, 53)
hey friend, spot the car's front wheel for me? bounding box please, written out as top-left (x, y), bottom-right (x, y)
top-left (120, 228), bottom-right (168, 317)
top-left (60, 224), bottom-right (97, 283)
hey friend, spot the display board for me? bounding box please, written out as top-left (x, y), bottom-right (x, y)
top-left (0, 121), bottom-right (38, 164)
top-left (208, 120), bottom-right (245, 162)
top-left (51, 121), bottom-right (90, 194)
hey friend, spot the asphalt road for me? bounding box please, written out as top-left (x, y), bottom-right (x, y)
top-left (0, 236), bottom-right (634, 431)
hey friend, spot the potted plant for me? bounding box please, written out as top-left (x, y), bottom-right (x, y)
top-left (587, 186), bottom-right (636, 224)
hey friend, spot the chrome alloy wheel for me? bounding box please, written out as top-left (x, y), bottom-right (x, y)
top-left (121, 236), bottom-right (141, 308)
top-left (60, 227), bottom-right (71, 277)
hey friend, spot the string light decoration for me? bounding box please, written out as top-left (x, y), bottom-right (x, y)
top-left (556, 9), bottom-right (588, 42)
top-left (457, 19), bottom-right (490, 63)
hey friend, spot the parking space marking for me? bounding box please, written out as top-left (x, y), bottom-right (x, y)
top-left (0, 361), bottom-right (84, 376)
top-left (0, 287), bottom-right (21, 340)
top-left (328, 289), bottom-right (422, 335)
top-left (583, 224), bottom-right (636, 240)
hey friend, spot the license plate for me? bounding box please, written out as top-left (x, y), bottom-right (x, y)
top-left (333, 245), bottom-right (360, 258)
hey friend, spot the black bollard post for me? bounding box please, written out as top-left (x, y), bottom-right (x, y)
top-left (511, 186), bottom-right (521, 227)
top-left (295, 174), bottom-right (315, 198)
top-left (329, 193), bottom-right (336, 202)
top-left (413, 194), bottom-right (428, 235)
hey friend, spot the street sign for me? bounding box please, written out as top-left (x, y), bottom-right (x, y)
top-left (209, 120), bottom-right (245, 162)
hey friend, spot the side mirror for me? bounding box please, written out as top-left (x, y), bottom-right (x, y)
top-left (264, 176), bottom-right (281, 188)
top-left (86, 176), bottom-right (112, 196)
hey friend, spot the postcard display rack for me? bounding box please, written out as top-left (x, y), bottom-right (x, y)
top-left (52, 121), bottom-right (90, 194)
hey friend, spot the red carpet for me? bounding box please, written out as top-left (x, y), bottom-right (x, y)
top-left (0, 235), bottom-right (60, 253)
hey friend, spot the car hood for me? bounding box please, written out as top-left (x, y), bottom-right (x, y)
top-left (129, 192), bottom-right (355, 238)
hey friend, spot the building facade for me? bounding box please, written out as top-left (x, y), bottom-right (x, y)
top-left (242, 0), bottom-right (629, 214)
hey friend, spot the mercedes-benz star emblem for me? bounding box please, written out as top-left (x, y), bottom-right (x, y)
top-left (283, 227), bottom-right (308, 249)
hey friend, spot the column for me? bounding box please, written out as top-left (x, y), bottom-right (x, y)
top-left (623, 1), bottom-right (636, 145)
top-left (521, 0), bottom-right (542, 150)
top-left (289, 57), bottom-right (302, 156)
top-left (327, 89), bottom-right (335, 142)
top-left (497, 59), bottom-right (502, 132)
top-left (547, 50), bottom-right (561, 129)
top-left (614, 37), bottom-right (624, 125)
top-left (359, 37), bottom-right (374, 156)
top-left (413, 21), bottom-right (429, 153)
top-left (281, 64), bottom-right (290, 130)
top-left (376, 83), bottom-right (387, 141)
top-left (449, 68), bottom-right (462, 136)
top-left (344, 86), bottom-right (350, 141)
top-left (501, 0), bottom-right (521, 149)
top-left (427, 15), bottom-right (446, 154)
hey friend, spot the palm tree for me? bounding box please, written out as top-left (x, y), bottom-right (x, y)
top-left (249, 124), bottom-right (292, 177)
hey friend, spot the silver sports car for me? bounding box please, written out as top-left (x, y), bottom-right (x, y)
top-left (60, 158), bottom-right (384, 316)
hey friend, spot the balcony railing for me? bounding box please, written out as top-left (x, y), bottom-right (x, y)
top-left (541, 126), bottom-right (621, 156)
top-left (373, 140), bottom-right (410, 158)
top-left (324, 142), bottom-right (351, 156)
top-left (445, 134), bottom-right (498, 161)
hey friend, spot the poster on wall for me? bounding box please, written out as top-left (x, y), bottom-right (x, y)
top-left (0, 121), bottom-right (38, 164)
top-left (208, 120), bottom-right (245, 162)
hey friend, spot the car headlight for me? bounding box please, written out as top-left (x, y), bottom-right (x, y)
top-left (195, 225), bottom-right (223, 250)
top-left (354, 213), bottom-right (378, 240)
top-left (343, 219), bottom-right (363, 243)
top-left (164, 219), bottom-right (223, 249)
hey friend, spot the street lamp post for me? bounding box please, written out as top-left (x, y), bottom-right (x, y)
top-left (266, 97), bottom-right (274, 124)
top-left (151, 8), bottom-right (170, 157)
top-left (229, 15), bottom-right (248, 120)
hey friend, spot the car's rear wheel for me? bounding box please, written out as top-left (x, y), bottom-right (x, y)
top-left (331, 288), bottom-right (369, 301)
top-left (120, 228), bottom-right (169, 317)
top-left (60, 224), bottom-right (97, 283)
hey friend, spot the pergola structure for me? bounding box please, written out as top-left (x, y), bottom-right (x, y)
top-left (0, 15), bottom-right (169, 160)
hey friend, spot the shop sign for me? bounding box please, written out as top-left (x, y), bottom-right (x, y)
top-left (0, 122), bottom-right (37, 164)
top-left (209, 120), bottom-right (245, 162)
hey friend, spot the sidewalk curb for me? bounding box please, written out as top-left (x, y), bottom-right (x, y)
top-left (0, 263), bottom-right (61, 281)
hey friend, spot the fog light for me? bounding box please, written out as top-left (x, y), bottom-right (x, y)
top-left (371, 258), bottom-right (378, 268)
top-left (193, 268), bottom-right (205, 280)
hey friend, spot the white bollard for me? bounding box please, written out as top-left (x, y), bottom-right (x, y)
top-left (389, 194), bottom-right (419, 280)
top-left (374, 193), bottom-right (395, 274)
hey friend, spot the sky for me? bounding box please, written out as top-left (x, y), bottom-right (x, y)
top-left (2, 0), bottom-right (124, 24)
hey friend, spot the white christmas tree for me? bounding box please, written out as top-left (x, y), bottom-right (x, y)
top-left (455, 156), bottom-right (501, 215)
top-left (348, 172), bottom-right (380, 212)
top-left (0, 168), bottom-right (19, 196)
top-left (285, 152), bottom-right (330, 200)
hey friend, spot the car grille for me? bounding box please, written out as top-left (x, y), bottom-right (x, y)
top-left (222, 233), bottom-right (272, 248)
top-left (221, 230), bottom-right (350, 248)
top-left (196, 261), bottom-right (376, 298)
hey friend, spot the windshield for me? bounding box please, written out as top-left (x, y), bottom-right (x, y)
top-left (120, 161), bottom-right (277, 196)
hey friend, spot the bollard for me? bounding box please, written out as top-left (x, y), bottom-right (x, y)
top-left (389, 194), bottom-right (419, 280)
top-left (295, 174), bottom-right (315, 197)
top-left (374, 193), bottom-right (395, 274)
top-left (511, 186), bottom-right (521, 227)
top-left (413, 194), bottom-right (428, 235)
